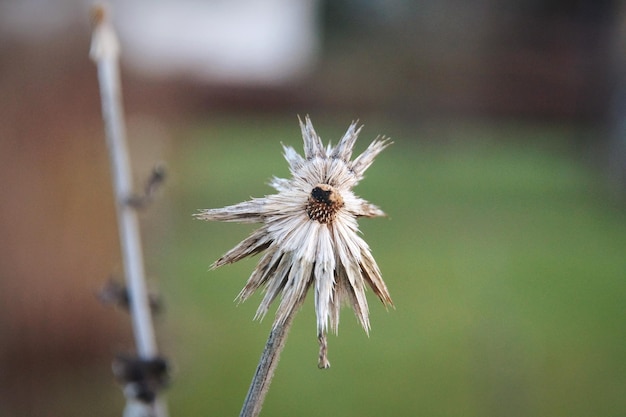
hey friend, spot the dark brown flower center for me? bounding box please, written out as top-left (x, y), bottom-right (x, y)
top-left (306, 184), bottom-right (344, 224)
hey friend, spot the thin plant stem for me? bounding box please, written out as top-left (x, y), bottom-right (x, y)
top-left (240, 310), bottom-right (298, 417)
top-left (90, 4), bottom-right (167, 417)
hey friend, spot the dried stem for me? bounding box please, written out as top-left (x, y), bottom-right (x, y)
top-left (90, 4), bottom-right (167, 416)
top-left (317, 333), bottom-right (330, 369)
top-left (240, 312), bottom-right (298, 417)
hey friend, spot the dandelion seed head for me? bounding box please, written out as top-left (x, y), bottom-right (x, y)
top-left (196, 116), bottom-right (393, 361)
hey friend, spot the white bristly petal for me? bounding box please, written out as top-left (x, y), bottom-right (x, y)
top-left (331, 122), bottom-right (362, 161)
top-left (236, 247), bottom-right (281, 302)
top-left (254, 250), bottom-right (293, 320)
top-left (351, 137), bottom-right (392, 181)
top-left (212, 227), bottom-right (272, 268)
top-left (194, 199), bottom-right (266, 223)
top-left (269, 176), bottom-right (291, 192)
top-left (331, 213), bottom-right (371, 333)
top-left (300, 116), bottom-right (326, 159)
top-left (274, 257), bottom-right (313, 326)
top-left (343, 192), bottom-right (386, 218)
top-left (314, 225), bottom-right (335, 335)
top-left (282, 144), bottom-right (304, 172)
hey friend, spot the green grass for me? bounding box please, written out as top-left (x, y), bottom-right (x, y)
top-left (155, 115), bottom-right (626, 416)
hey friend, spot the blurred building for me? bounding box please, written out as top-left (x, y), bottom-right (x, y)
top-left (0, 0), bottom-right (620, 118)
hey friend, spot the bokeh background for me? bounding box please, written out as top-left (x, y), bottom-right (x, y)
top-left (1, 0), bottom-right (626, 416)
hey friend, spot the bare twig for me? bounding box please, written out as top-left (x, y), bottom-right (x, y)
top-left (97, 277), bottom-right (163, 314)
top-left (90, 4), bottom-right (168, 416)
top-left (126, 164), bottom-right (167, 209)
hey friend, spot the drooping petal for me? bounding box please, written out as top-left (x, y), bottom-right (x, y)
top-left (346, 264), bottom-right (370, 333)
top-left (212, 227), bottom-right (272, 268)
top-left (254, 250), bottom-right (293, 320)
top-left (329, 267), bottom-right (343, 333)
top-left (331, 264), bottom-right (359, 333)
top-left (359, 244), bottom-right (393, 308)
top-left (273, 258), bottom-right (314, 327)
top-left (237, 247), bottom-right (282, 302)
top-left (335, 212), bottom-right (392, 308)
top-left (331, 215), bottom-right (371, 333)
top-left (313, 225), bottom-right (335, 335)
top-left (268, 214), bottom-right (316, 258)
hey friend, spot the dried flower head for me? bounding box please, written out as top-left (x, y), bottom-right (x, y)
top-left (195, 116), bottom-right (393, 365)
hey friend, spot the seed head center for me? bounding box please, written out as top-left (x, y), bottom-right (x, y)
top-left (306, 184), bottom-right (344, 224)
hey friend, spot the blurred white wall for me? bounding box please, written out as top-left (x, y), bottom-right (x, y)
top-left (0, 0), bottom-right (321, 86)
top-left (112, 0), bottom-right (321, 85)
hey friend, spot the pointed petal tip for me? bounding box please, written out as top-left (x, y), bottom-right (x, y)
top-left (381, 295), bottom-right (395, 309)
top-left (297, 114), bottom-right (314, 131)
top-left (193, 210), bottom-right (207, 220)
top-left (361, 321), bottom-right (371, 337)
top-left (253, 309), bottom-right (268, 322)
top-left (367, 208), bottom-right (387, 218)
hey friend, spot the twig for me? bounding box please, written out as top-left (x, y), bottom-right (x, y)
top-left (240, 311), bottom-right (298, 417)
top-left (126, 164), bottom-right (168, 209)
top-left (90, 4), bottom-right (168, 416)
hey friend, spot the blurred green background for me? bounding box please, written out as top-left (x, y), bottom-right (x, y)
top-left (1, 0), bottom-right (626, 416)
top-left (160, 116), bottom-right (626, 417)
